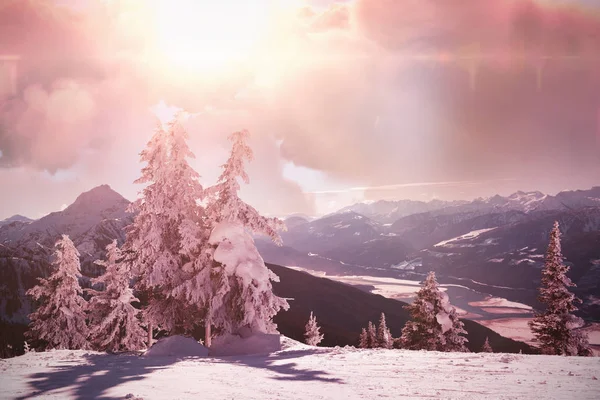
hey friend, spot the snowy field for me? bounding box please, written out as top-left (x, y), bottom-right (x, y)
top-left (2, 337), bottom-right (599, 400)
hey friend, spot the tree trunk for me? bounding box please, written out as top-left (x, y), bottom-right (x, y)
top-left (205, 318), bottom-right (212, 348)
top-left (147, 321), bottom-right (153, 348)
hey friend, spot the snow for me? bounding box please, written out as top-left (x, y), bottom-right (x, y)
top-left (145, 336), bottom-right (209, 357)
top-left (3, 341), bottom-right (600, 399)
top-left (210, 333), bottom-right (282, 356)
top-left (469, 297), bottom-right (533, 311)
top-left (434, 227), bottom-right (497, 248)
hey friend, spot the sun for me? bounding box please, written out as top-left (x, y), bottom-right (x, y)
top-left (150, 0), bottom-right (273, 71)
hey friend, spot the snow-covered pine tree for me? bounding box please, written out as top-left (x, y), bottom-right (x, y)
top-left (358, 328), bottom-right (368, 348)
top-left (124, 117), bottom-right (208, 343)
top-left (87, 240), bottom-right (146, 352)
top-left (481, 337), bottom-right (493, 353)
top-left (206, 130), bottom-right (288, 337)
top-left (304, 311), bottom-right (324, 346)
top-left (400, 271), bottom-right (468, 352)
top-left (376, 312), bottom-right (393, 349)
top-left (162, 115), bottom-right (215, 344)
top-left (26, 235), bottom-right (89, 350)
top-left (528, 221), bottom-right (592, 356)
top-left (367, 321), bottom-right (377, 348)
top-left (23, 341), bottom-right (31, 354)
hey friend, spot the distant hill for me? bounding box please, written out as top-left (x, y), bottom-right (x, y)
top-left (269, 264), bottom-right (532, 354)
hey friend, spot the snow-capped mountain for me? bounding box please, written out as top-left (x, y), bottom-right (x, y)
top-left (339, 187), bottom-right (600, 224)
top-left (0, 185), bottom-right (131, 258)
top-left (0, 215), bottom-right (33, 228)
top-left (258, 189), bottom-right (600, 320)
top-left (0, 185), bottom-right (133, 323)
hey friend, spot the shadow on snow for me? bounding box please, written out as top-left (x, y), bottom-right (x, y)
top-left (18, 348), bottom-right (342, 399)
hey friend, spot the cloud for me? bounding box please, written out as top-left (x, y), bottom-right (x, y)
top-left (1, 0), bottom-right (600, 219)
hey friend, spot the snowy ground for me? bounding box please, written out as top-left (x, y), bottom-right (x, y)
top-left (2, 338), bottom-right (599, 400)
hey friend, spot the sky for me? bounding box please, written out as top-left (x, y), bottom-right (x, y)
top-left (0, 0), bottom-right (599, 219)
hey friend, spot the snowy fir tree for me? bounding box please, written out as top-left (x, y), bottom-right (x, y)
top-left (358, 322), bottom-right (377, 348)
top-left (367, 321), bottom-right (377, 348)
top-left (26, 235), bottom-right (89, 350)
top-left (377, 312), bottom-right (393, 349)
top-left (304, 311), bottom-right (324, 346)
top-left (87, 240), bottom-right (146, 352)
top-left (528, 221), bottom-right (592, 356)
top-left (358, 328), bottom-right (369, 348)
top-left (481, 337), bottom-right (493, 353)
top-left (124, 117), bottom-right (208, 343)
top-left (400, 272), bottom-right (468, 352)
top-left (205, 130), bottom-right (288, 337)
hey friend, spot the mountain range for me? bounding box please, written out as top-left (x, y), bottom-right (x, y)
top-left (1, 184), bottom-right (599, 355)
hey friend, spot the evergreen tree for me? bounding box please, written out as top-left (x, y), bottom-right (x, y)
top-left (367, 321), bottom-right (377, 348)
top-left (26, 235), bottom-right (89, 350)
top-left (87, 240), bottom-right (146, 352)
top-left (206, 130), bottom-right (288, 336)
top-left (529, 221), bottom-right (592, 356)
top-left (358, 328), bottom-right (369, 348)
top-left (377, 312), bottom-right (393, 349)
top-left (124, 117), bottom-right (208, 342)
top-left (304, 311), bottom-right (324, 346)
top-left (481, 337), bottom-right (493, 353)
top-left (400, 271), bottom-right (468, 352)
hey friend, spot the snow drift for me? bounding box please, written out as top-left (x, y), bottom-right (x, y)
top-left (145, 335), bottom-right (209, 357)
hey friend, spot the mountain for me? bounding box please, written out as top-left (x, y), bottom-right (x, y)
top-left (340, 187), bottom-right (600, 224)
top-left (257, 188), bottom-right (600, 319)
top-left (0, 185), bottom-right (133, 323)
top-left (269, 264), bottom-right (531, 354)
top-left (0, 215), bottom-right (33, 228)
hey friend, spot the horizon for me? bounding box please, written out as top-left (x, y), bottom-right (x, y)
top-left (1, 0), bottom-right (600, 219)
top-left (2, 182), bottom-right (599, 221)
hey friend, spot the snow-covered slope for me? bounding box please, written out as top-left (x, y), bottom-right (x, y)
top-left (2, 342), bottom-right (599, 399)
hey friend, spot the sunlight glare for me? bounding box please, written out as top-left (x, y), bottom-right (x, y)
top-left (152, 0), bottom-right (273, 70)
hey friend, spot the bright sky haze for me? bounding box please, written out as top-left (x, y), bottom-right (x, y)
top-left (0, 0), bottom-right (599, 219)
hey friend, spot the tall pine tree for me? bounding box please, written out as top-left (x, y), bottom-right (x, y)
top-left (206, 130), bottom-right (288, 337)
top-left (26, 235), bottom-right (89, 350)
top-left (400, 272), bottom-right (468, 352)
top-left (124, 117), bottom-right (208, 344)
top-left (529, 221), bottom-right (592, 356)
top-left (87, 240), bottom-right (146, 352)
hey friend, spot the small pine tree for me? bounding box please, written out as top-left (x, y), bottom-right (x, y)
top-left (529, 221), bottom-right (592, 356)
top-left (23, 341), bottom-right (31, 354)
top-left (481, 337), bottom-right (493, 353)
top-left (87, 240), bottom-right (146, 352)
top-left (358, 328), bottom-right (369, 348)
top-left (26, 235), bottom-right (89, 350)
top-left (367, 321), bottom-right (377, 348)
top-left (304, 311), bottom-right (324, 346)
top-left (400, 271), bottom-right (468, 352)
top-left (376, 313), bottom-right (393, 349)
